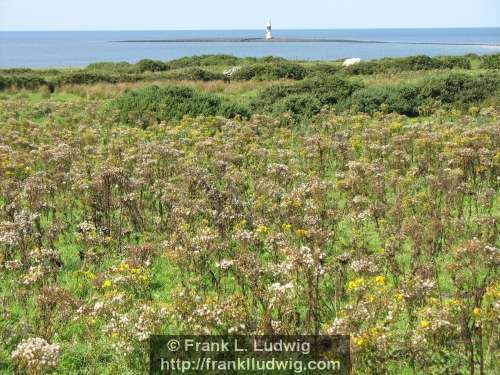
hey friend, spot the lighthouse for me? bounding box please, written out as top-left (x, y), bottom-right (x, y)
top-left (266, 19), bottom-right (273, 40)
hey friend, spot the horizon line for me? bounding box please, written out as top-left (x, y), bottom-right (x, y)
top-left (1, 26), bottom-right (500, 32)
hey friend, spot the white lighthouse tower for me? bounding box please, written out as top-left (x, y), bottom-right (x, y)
top-left (266, 19), bottom-right (273, 40)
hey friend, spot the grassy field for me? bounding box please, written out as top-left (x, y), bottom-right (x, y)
top-left (0, 53), bottom-right (499, 374)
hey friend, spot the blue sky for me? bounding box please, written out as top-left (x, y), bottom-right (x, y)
top-left (1, 0), bottom-right (499, 31)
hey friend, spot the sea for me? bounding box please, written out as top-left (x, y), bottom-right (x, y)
top-left (0, 28), bottom-right (499, 68)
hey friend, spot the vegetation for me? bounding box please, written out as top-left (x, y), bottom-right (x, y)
top-left (0, 53), bottom-right (499, 375)
top-left (109, 85), bottom-right (251, 126)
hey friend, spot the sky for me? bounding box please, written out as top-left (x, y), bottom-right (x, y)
top-left (0, 0), bottom-right (499, 31)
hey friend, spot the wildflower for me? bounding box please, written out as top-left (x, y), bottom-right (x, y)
top-left (347, 277), bottom-right (365, 291)
top-left (102, 280), bottom-right (112, 288)
top-left (256, 225), bottom-right (270, 235)
top-left (354, 337), bottom-right (366, 348)
top-left (215, 259), bottom-right (234, 270)
top-left (419, 320), bottom-right (430, 329)
top-left (11, 337), bottom-right (60, 373)
top-left (295, 228), bottom-right (308, 238)
top-left (374, 275), bottom-right (386, 286)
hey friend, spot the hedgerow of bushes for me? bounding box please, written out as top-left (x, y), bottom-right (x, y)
top-left (253, 72), bottom-right (499, 118)
top-left (109, 85), bottom-right (251, 126)
top-left (251, 75), bottom-right (361, 118)
top-left (343, 55), bottom-right (472, 75)
top-left (232, 61), bottom-right (307, 81)
top-left (481, 53), bottom-right (500, 70)
top-left (164, 67), bottom-right (224, 81)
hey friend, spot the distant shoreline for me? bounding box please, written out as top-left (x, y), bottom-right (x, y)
top-left (111, 37), bottom-right (500, 47)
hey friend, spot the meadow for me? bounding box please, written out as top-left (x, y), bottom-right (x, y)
top-left (0, 53), bottom-right (499, 374)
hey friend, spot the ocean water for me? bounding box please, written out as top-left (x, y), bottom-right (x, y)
top-left (0, 28), bottom-right (499, 68)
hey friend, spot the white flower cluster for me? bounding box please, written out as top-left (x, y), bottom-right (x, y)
top-left (269, 282), bottom-right (294, 294)
top-left (11, 337), bottom-right (60, 372)
top-left (77, 220), bottom-right (96, 233)
top-left (215, 259), bottom-right (234, 270)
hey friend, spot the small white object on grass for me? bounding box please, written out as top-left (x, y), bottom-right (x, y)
top-left (343, 58), bottom-right (361, 67)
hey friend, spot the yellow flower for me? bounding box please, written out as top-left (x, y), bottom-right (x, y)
top-left (347, 277), bottom-right (365, 291)
top-left (377, 248), bottom-right (385, 255)
top-left (419, 320), bottom-right (430, 329)
top-left (395, 292), bottom-right (405, 302)
top-left (472, 307), bottom-right (481, 317)
top-left (282, 223), bottom-right (292, 232)
top-left (236, 219), bottom-right (247, 229)
top-left (295, 229), bottom-right (308, 238)
top-left (256, 225), bottom-right (270, 235)
top-left (374, 275), bottom-right (386, 286)
top-left (102, 279), bottom-right (112, 288)
top-left (354, 337), bottom-right (366, 348)
top-left (118, 263), bottom-right (130, 272)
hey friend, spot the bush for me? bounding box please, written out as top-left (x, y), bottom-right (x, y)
top-left (0, 75), bottom-right (48, 91)
top-left (481, 54), bottom-right (500, 69)
top-left (164, 68), bottom-right (224, 81)
top-left (86, 62), bottom-right (136, 73)
top-left (0, 68), bottom-right (34, 74)
top-left (167, 55), bottom-right (240, 69)
top-left (348, 85), bottom-right (422, 116)
top-left (252, 75), bottom-right (361, 118)
top-left (435, 56), bottom-right (471, 70)
top-left (342, 55), bottom-right (471, 76)
top-left (136, 59), bottom-right (169, 72)
top-left (419, 72), bottom-right (499, 105)
top-left (233, 62), bottom-right (306, 81)
top-left (109, 85), bottom-right (251, 126)
top-left (343, 60), bottom-right (379, 75)
top-left (299, 75), bottom-right (361, 105)
top-left (51, 72), bottom-right (120, 86)
top-left (276, 94), bottom-right (323, 119)
top-left (346, 72), bottom-right (499, 116)
top-left (306, 63), bottom-right (342, 77)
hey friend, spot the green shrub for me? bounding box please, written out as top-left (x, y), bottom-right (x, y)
top-left (167, 55), bottom-right (240, 69)
top-left (342, 55), bottom-right (471, 76)
top-left (0, 68), bottom-right (34, 74)
top-left (348, 85), bottom-right (422, 116)
top-left (252, 76), bottom-right (361, 118)
top-left (86, 62), bottom-right (136, 73)
top-left (481, 54), bottom-right (500, 69)
top-left (0, 75), bottom-right (47, 90)
top-left (136, 59), bottom-right (169, 72)
top-left (165, 68), bottom-right (224, 81)
top-left (299, 75), bottom-right (361, 105)
top-left (435, 56), bottom-right (471, 70)
top-left (233, 62), bottom-right (306, 81)
top-left (418, 72), bottom-right (499, 105)
top-left (347, 72), bottom-right (498, 116)
top-left (51, 72), bottom-right (120, 86)
top-left (109, 85), bottom-right (251, 126)
top-left (306, 63), bottom-right (342, 77)
top-left (342, 61), bottom-right (379, 75)
top-left (276, 94), bottom-right (323, 119)
top-left (256, 56), bottom-right (288, 63)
